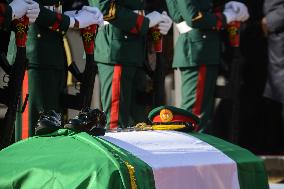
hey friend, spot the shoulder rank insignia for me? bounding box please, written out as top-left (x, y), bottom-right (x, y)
top-left (192, 11), bottom-right (203, 21)
top-left (104, 1), bottom-right (116, 21)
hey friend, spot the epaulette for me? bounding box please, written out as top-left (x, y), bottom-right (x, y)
top-left (103, 0), bottom-right (116, 21)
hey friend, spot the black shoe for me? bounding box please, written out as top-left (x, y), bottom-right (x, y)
top-left (64, 107), bottom-right (106, 136)
top-left (35, 110), bottom-right (62, 135)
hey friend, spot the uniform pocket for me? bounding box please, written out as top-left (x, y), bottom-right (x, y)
top-left (189, 30), bottom-right (220, 64)
top-left (110, 27), bottom-right (145, 64)
top-left (110, 37), bottom-right (145, 64)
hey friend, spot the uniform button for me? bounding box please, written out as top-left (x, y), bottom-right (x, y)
top-left (37, 33), bottom-right (41, 38)
top-left (56, 29), bottom-right (60, 32)
top-left (62, 31), bottom-right (65, 35)
top-left (124, 35), bottom-right (128, 39)
top-left (202, 35), bottom-right (207, 39)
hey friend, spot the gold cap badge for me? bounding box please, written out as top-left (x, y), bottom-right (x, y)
top-left (160, 109), bottom-right (173, 122)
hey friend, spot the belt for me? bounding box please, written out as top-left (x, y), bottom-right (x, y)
top-left (44, 5), bottom-right (62, 14)
top-left (176, 21), bottom-right (192, 34)
top-left (104, 10), bottom-right (145, 25)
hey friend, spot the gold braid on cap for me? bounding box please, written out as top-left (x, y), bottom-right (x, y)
top-left (134, 122), bottom-right (195, 131)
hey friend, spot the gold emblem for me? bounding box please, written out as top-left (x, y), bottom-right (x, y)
top-left (160, 109), bottom-right (173, 122)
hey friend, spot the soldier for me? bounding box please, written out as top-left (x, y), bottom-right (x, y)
top-left (0, 0), bottom-right (39, 56)
top-left (87, 0), bottom-right (172, 129)
top-left (7, 1), bottom-right (103, 141)
top-left (165, 0), bottom-right (249, 132)
top-left (0, 0), bottom-right (39, 143)
top-left (0, 0), bottom-right (39, 30)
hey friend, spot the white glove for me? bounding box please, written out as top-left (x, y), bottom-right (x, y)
top-left (146, 11), bottom-right (163, 28)
top-left (9, 0), bottom-right (31, 19)
top-left (223, 8), bottom-right (238, 24)
top-left (82, 6), bottom-right (103, 26)
top-left (64, 10), bottom-right (77, 17)
top-left (225, 1), bottom-right (249, 22)
top-left (26, 1), bottom-right (40, 23)
top-left (158, 11), bottom-right (172, 35)
top-left (74, 8), bottom-right (103, 28)
top-left (64, 10), bottom-right (77, 28)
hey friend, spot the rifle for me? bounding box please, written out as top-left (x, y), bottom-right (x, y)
top-left (153, 52), bottom-right (165, 107)
top-left (143, 27), bottom-right (165, 107)
top-left (214, 21), bottom-right (243, 144)
top-left (0, 53), bottom-right (11, 105)
top-left (0, 17), bottom-right (29, 149)
top-left (62, 25), bottom-right (98, 110)
top-left (227, 22), bottom-right (243, 144)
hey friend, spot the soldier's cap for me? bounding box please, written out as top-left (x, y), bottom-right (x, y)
top-left (147, 105), bottom-right (200, 131)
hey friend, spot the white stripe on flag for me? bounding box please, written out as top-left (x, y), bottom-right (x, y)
top-left (102, 131), bottom-right (240, 189)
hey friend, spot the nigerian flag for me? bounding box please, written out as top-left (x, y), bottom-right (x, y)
top-left (0, 129), bottom-right (269, 189)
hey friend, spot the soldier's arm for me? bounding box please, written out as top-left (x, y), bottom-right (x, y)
top-left (0, 3), bottom-right (13, 31)
top-left (89, 0), bottom-right (150, 35)
top-left (165, 0), bottom-right (182, 23)
top-left (34, 2), bottom-right (70, 35)
top-left (176, 0), bottom-right (227, 31)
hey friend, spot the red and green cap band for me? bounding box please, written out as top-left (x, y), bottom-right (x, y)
top-left (148, 105), bottom-right (200, 125)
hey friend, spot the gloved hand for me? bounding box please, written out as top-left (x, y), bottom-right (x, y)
top-left (73, 8), bottom-right (103, 28)
top-left (82, 6), bottom-right (104, 26)
top-left (26, 0), bottom-right (40, 23)
top-left (146, 11), bottom-right (163, 28)
top-left (64, 10), bottom-right (77, 17)
top-left (223, 8), bottom-right (238, 24)
top-left (9, 0), bottom-right (31, 19)
top-left (225, 1), bottom-right (249, 22)
top-left (64, 10), bottom-right (77, 28)
top-left (158, 11), bottom-right (172, 35)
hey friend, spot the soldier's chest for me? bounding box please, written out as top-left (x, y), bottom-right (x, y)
top-left (122, 0), bottom-right (145, 10)
top-left (42, 0), bottom-right (62, 6)
top-left (197, 0), bottom-right (214, 10)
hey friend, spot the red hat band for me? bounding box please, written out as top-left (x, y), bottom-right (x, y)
top-left (153, 115), bottom-right (197, 125)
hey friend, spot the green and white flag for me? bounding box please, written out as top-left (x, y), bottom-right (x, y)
top-left (103, 131), bottom-right (269, 189)
top-left (0, 129), bottom-right (269, 189)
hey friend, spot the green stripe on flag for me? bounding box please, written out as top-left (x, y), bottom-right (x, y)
top-left (190, 133), bottom-right (269, 189)
top-left (97, 137), bottom-right (156, 189)
top-left (0, 129), bottom-right (155, 189)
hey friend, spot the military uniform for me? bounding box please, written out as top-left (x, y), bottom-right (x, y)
top-left (88, 0), bottom-right (151, 129)
top-left (8, 0), bottom-right (71, 140)
top-left (165, 0), bottom-right (244, 132)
